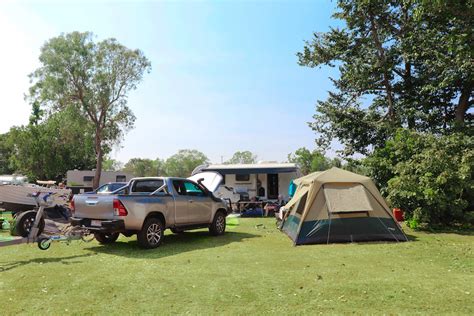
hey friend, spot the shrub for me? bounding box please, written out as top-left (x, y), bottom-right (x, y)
top-left (366, 129), bottom-right (473, 227)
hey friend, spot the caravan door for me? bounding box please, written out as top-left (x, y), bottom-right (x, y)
top-left (267, 173), bottom-right (279, 199)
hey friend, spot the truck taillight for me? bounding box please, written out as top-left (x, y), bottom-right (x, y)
top-left (113, 199), bottom-right (128, 216)
top-left (70, 198), bottom-right (75, 216)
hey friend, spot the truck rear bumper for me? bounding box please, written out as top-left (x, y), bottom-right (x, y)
top-left (70, 217), bottom-right (125, 233)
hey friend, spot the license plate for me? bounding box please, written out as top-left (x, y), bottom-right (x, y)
top-left (91, 220), bottom-right (102, 227)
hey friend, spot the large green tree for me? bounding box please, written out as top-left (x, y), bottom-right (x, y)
top-left (28, 32), bottom-right (151, 188)
top-left (365, 129), bottom-right (473, 226)
top-left (287, 147), bottom-right (332, 175)
top-left (225, 151), bottom-right (257, 164)
top-left (298, 0), bottom-right (472, 155)
top-left (123, 158), bottom-right (158, 177)
top-left (164, 149), bottom-right (209, 177)
top-left (7, 105), bottom-right (96, 181)
top-left (0, 133), bottom-right (14, 175)
top-left (102, 158), bottom-right (124, 172)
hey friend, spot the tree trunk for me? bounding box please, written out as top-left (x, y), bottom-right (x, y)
top-left (405, 62), bottom-right (416, 129)
top-left (367, 12), bottom-right (395, 121)
top-left (454, 81), bottom-right (472, 125)
top-left (93, 129), bottom-right (103, 189)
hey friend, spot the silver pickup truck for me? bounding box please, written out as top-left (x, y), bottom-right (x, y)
top-left (70, 176), bottom-right (229, 249)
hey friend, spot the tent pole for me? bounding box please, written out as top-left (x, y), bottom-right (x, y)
top-left (322, 184), bottom-right (333, 244)
top-left (326, 209), bottom-right (332, 244)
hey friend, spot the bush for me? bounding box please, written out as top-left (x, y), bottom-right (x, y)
top-left (366, 129), bottom-right (473, 227)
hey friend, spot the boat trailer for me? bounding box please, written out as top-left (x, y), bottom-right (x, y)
top-left (0, 192), bottom-right (93, 250)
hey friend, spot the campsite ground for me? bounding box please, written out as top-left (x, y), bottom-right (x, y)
top-left (0, 217), bottom-right (472, 315)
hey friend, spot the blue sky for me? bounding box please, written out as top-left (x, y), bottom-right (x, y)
top-left (0, 0), bottom-right (342, 163)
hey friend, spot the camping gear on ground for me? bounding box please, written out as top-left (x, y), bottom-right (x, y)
top-left (280, 167), bottom-right (407, 245)
top-left (392, 208), bottom-right (404, 221)
top-left (0, 191), bottom-right (92, 250)
top-left (264, 202), bottom-right (280, 217)
top-left (240, 197), bottom-right (264, 217)
top-left (241, 207), bottom-right (264, 217)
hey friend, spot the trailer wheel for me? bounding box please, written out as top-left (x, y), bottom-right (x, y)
top-left (94, 232), bottom-right (119, 244)
top-left (15, 211), bottom-right (45, 237)
top-left (37, 237), bottom-right (51, 250)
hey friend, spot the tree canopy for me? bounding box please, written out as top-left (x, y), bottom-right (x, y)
top-left (6, 105), bottom-right (96, 181)
top-left (287, 147), bottom-right (339, 175)
top-left (163, 149), bottom-right (209, 177)
top-left (298, 0), bottom-right (473, 155)
top-left (102, 158), bottom-right (124, 172)
top-left (122, 158), bottom-right (158, 177)
top-left (365, 129), bottom-right (473, 227)
top-left (120, 150), bottom-right (209, 178)
top-left (28, 31), bottom-right (151, 188)
top-left (225, 151), bottom-right (257, 164)
top-left (0, 133), bottom-right (15, 175)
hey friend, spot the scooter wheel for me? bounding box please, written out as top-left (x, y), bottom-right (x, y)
top-left (37, 237), bottom-right (51, 250)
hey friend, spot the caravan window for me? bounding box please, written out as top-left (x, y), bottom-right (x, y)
top-left (235, 174), bottom-right (250, 182)
top-left (116, 175), bottom-right (127, 182)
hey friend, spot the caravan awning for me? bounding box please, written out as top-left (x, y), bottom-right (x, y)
top-left (202, 163), bottom-right (298, 175)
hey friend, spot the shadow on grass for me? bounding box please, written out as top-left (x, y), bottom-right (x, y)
top-left (405, 233), bottom-right (418, 241)
top-left (417, 227), bottom-right (474, 236)
top-left (86, 231), bottom-right (259, 259)
top-left (0, 253), bottom-right (97, 272)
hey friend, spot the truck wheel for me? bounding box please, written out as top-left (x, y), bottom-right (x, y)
top-left (209, 211), bottom-right (226, 236)
top-left (15, 211), bottom-right (45, 237)
top-left (137, 218), bottom-right (164, 249)
top-left (94, 232), bottom-right (119, 244)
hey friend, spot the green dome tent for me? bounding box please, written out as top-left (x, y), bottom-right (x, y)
top-left (280, 167), bottom-right (407, 245)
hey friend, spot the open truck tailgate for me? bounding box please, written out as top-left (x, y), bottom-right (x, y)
top-left (73, 194), bottom-right (116, 220)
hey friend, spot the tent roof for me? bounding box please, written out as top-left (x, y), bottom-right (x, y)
top-left (295, 167), bottom-right (371, 185)
top-left (286, 167), bottom-right (384, 211)
top-left (293, 171), bottom-right (323, 186)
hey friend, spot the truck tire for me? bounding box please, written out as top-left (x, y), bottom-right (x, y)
top-left (14, 210), bottom-right (45, 237)
top-left (209, 211), bottom-right (226, 236)
top-left (94, 232), bottom-right (119, 244)
top-left (137, 218), bottom-right (164, 249)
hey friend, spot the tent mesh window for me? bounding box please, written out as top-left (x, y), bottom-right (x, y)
top-left (324, 184), bottom-right (372, 213)
top-left (295, 192), bottom-right (308, 215)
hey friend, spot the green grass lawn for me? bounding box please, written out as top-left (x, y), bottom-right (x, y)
top-left (0, 217), bottom-right (473, 315)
